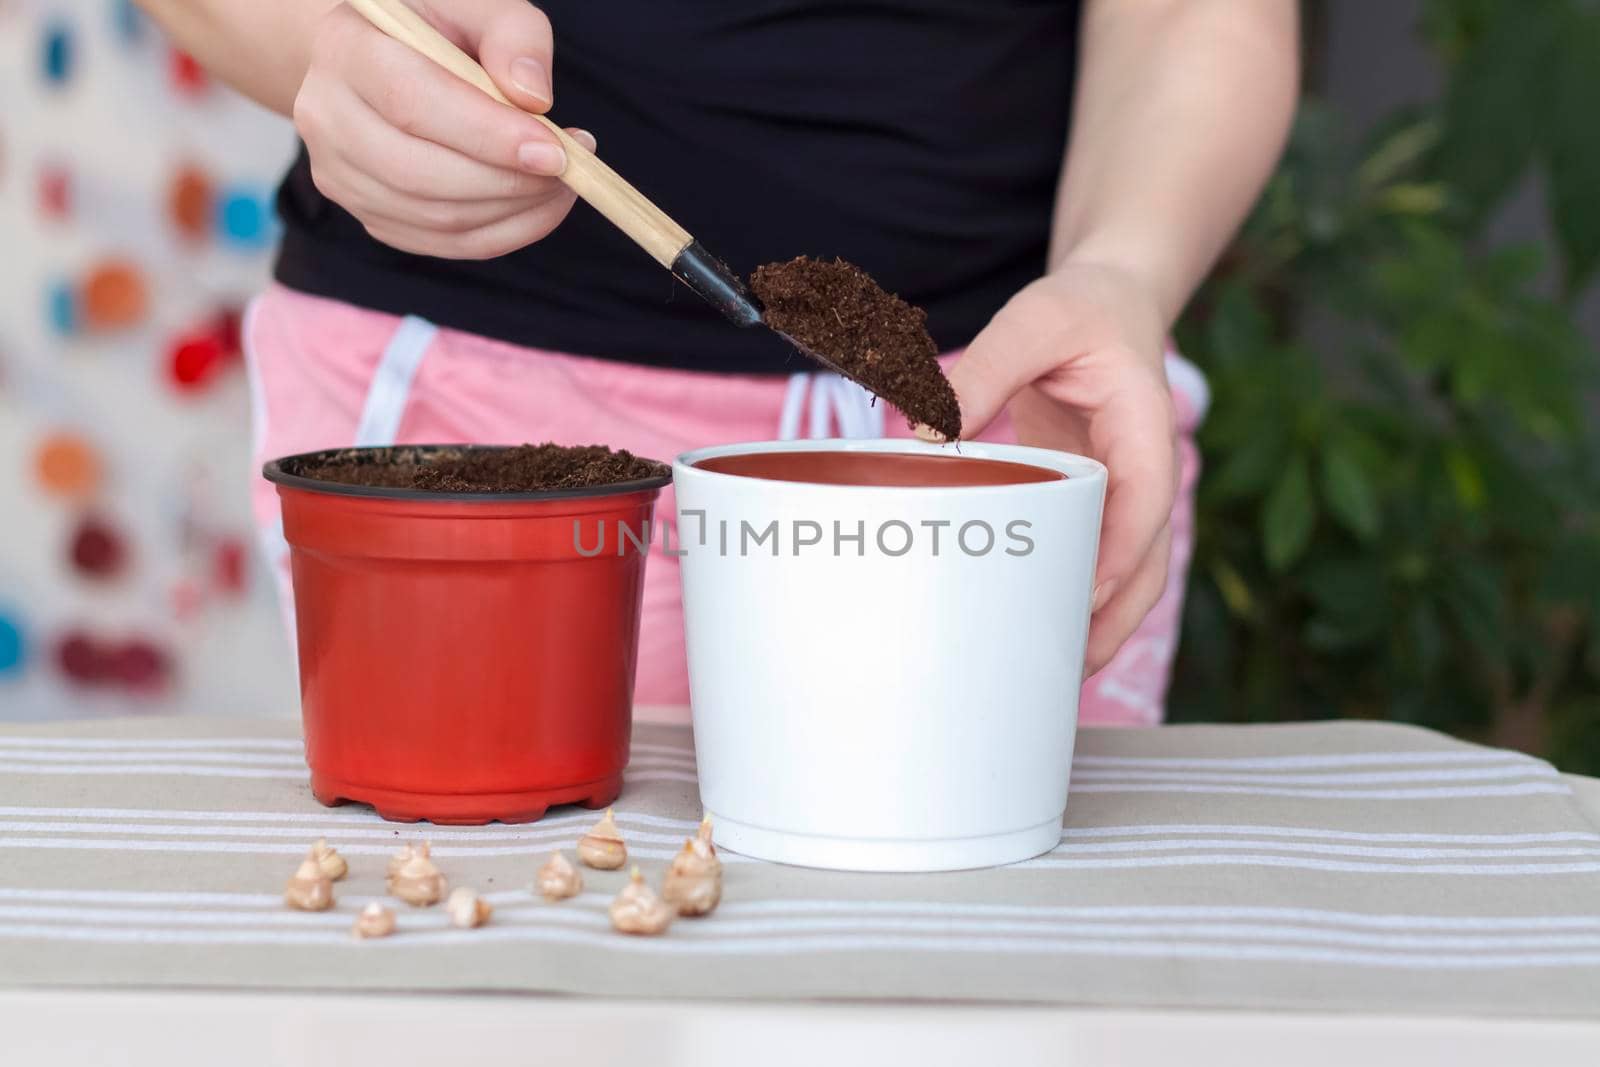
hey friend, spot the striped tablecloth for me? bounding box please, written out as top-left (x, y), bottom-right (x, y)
top-left (3, 715), bottom-right (1599, 1018)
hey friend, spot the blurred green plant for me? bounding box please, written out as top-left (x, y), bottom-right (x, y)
top-left (1170, 0), bottom-right (1600, 772)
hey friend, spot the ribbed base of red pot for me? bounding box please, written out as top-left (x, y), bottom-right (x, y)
top-left (309, 771), bottom-right (624, 825)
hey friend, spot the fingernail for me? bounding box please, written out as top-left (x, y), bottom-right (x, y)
top-left (913, 423), bottom-right (947, 443)
top-left (568, 128), bottom-right (597, 154)
top-left (517, 140), bottom-right (566, 176)
top-left (510, 56), bottom-right (552, 109)
top-left (1091, 579), bottom-right (1118, 613)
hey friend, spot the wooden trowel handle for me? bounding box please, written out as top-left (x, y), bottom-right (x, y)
top-left (346, 0), bottom-right (693, 267)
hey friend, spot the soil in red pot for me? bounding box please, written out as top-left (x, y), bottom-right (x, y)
top-left (292, 443), bottom-right (667, 493)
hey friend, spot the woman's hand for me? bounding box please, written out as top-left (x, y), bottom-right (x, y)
top-left (293, 0), bottom-right (589, 259)
top-left (945, 261), bottom-right (1178, 678)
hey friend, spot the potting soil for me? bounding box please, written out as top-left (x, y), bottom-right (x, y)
top-left (295, 444), bottom-right (665, 492)
top-left (750, 256), bottom-right (963, 441)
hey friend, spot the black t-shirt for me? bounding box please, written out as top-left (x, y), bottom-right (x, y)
top-left (274, 1), bottom-right (1082, 374)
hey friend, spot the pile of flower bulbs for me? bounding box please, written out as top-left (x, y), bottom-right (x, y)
top-left (282, 810), bottom-right (723, 939)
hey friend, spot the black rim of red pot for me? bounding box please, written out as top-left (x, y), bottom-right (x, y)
top-left (262, 445), bottom-right (673, 503)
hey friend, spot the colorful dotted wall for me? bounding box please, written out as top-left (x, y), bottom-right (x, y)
top-left (1, 2), bottom-right (299, 719)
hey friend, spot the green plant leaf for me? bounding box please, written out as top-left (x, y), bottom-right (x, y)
top-left (1358, 121), bottom-right (1441, 192)
top-left (1320, 440), bottom-right (1382, 541)
top-left (1209, 557), bottom-right (1257, 620)
top-left (1263, 454), bottom-right (1316, 572)
top-left (1206, 282), bottom-right (1272, 365)
top-left (1376, 182), bottom-right (1449, 216)
top-left (1207, 430), bottom-right (1287, 501)
top-left (1303, 556), bottom-right (1388, 650)
top-left (1420, 0), bottom-right (1500, 62)
top-left (1433, 2), bottom-right (1558, 221)
top-left (1543, 7), bottom-right (1600, 292)
top-left (1479, 242), bottom-right (1545, 291)
top-left (1443, 446), bottom-right (1487, 512)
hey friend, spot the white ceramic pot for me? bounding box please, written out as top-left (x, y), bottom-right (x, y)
top-left (672, 439), bottom-right (1107, 871)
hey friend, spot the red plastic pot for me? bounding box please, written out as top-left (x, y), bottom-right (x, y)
top-left (264, 446), bottom-right (670, 824)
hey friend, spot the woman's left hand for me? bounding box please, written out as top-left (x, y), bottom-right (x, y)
top-left (943, 261), bottom-right (1178, 678)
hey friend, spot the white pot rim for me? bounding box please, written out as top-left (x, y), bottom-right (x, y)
top-left (674, 438), bottom-right (1107, 495)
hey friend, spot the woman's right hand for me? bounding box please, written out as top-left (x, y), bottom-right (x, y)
top-left (293, 0), bottom-right (588, 259)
